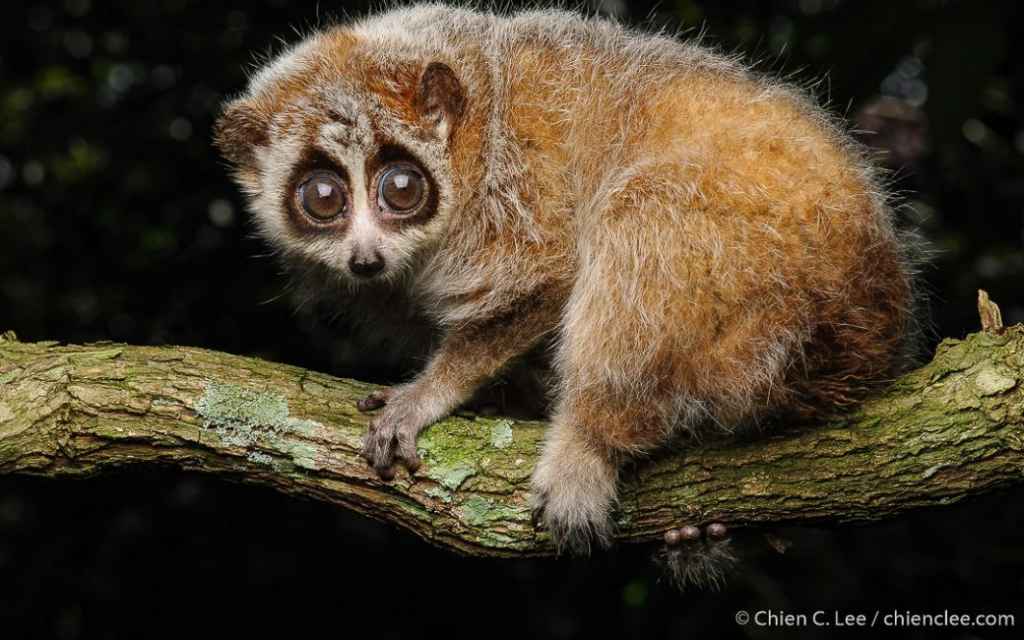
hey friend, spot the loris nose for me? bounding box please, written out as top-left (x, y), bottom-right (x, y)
top-left (349, 250), bottom-right (385, 277)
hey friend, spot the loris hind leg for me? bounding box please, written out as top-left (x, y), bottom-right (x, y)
top-left (530, 384), bottom-right (671, 552)
top-left (531, 167), bottom-right (695, 551)
top-left (531, 161), bottom-right (801, 551)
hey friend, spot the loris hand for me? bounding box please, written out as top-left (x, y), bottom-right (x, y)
top-left (357, 384), bottom-right (434, 479)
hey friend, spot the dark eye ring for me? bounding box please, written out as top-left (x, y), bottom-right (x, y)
top-left (377, 164), bottom-right (427, 214)
top-left (297, 171), bottom-right (347, 221)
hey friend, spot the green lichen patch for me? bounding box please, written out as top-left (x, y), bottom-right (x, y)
top-left (246, 450), bottom-right (275, 467)
top-left (432, 463), bottom-right (476, 490)
top-left (416, 417), bottom-right (488, 489)
top-left (490, 420), bottom-right (514, 449)
top-left (424, 485), bottom-right (453, 503)
top-left (196, 382), bottom-right (288, 436)
top-left (195, 382), bottom-right (323, 468)
top-left (282, 441), bottom-right (321, 470)
top-left (457, 494), bottom-right (529, 528)
top-left (415, 418), bottom-right (539, 496)
top-left (284, 417), bottom-right (322, 437)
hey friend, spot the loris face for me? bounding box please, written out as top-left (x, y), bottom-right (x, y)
top-left (213, 29), bottom-right (467, 285)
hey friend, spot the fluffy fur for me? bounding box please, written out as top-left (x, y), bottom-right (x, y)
top-left (215, 3), bottom-right (925, 556)
top-left (656, 539), bottom-right (739, 592)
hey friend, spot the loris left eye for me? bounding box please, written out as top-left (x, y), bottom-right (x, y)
top-left (378, 165), bottom-right (427, 213)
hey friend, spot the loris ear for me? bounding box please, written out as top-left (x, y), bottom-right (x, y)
top-left (213, 98), bottom-right (270, 166)
top-left (415, 62), bottom-right (466, 141)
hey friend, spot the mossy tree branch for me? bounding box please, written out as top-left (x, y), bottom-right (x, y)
top-left (1, 325), bottom-right (1022, 556)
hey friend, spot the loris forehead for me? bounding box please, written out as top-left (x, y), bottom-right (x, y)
top-left (273, 84), bottom-right (377, 154)
top-left (265, 85), bottom-right (448, 186)
top-left (215, 25), bottom-right (466, 189)
top-left (248, 31), bottom-right (426, 151)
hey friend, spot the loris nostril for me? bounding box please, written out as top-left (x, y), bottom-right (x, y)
top-left (349, 252), bottom-right (385, 277)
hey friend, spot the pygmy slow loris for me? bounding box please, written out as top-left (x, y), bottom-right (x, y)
top-left (214, 3), bottom-right (926, 565)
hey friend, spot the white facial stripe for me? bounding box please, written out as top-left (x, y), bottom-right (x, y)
top-left (350, 202), bottom-right (379, 251)
top-left (317, 124), bottom-right (370, 172)
top-left (348, 151), bottom-right (375, 251)
top-left (315, 119), bottom-right (374, 249)
top-left (319, 121), bottom-right (374, 156)
top-left (349, 155), bottom-right (369, 216)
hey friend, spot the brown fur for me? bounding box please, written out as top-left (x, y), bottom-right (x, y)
top-left (214, 4), bottom-right (924, 552)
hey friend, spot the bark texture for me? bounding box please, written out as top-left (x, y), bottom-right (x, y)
top-left (1, 327), bottom-right (1022, 556)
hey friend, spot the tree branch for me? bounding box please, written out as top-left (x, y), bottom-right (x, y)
top-left (1, 326), bottom-right (1022, 556)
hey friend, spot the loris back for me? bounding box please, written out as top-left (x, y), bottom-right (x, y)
top-left (215, 3), bottom-right (924, 554)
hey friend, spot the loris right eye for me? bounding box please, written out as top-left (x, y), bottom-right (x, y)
top-left (298, 172), bottom-right (347, 221)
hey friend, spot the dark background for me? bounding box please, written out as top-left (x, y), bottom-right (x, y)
top-left (2, 1), bottom-right (1023, 638)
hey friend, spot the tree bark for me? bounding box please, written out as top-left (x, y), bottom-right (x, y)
top-left (1, 326), bottom-right (1022, 557)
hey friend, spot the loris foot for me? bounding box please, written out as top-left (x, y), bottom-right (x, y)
top-left (663, 522), bottom-right (729, 546)
top-left (356, 387), bottom-right (394, 412)
top-left (529, 425), bottom-right (619, 554)
top-left (658, 522), bottom-right (738, 591)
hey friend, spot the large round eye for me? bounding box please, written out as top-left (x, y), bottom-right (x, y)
top-left (298, 172), bottom-right (347, 221)
top-left (378, 165), bottom-right (427, 213)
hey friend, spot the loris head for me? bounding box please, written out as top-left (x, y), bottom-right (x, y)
top-left (213, 26), bottom-right (471, 286)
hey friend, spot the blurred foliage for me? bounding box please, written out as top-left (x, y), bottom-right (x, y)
top-left (1, 1), bottom-right (1023, 638)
